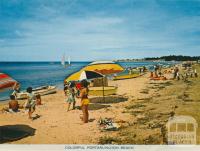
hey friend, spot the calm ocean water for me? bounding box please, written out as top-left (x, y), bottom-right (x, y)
top-left (0, 61), bottom-right (175, 101)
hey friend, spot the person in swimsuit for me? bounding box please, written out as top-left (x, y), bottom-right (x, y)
top-left (79, 80), bottom-right (90, 123)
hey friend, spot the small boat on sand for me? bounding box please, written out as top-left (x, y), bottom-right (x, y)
top-left (113, 73), bottom-right (143, 80)
top-left (15, 85), bottom-right (57, 100)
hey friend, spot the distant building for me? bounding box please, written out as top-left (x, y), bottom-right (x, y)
top-left (198, 60), bottom-right (200, 64)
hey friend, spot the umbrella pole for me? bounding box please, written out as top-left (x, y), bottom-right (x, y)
top-left (102, 77), bottom-right (105, 103)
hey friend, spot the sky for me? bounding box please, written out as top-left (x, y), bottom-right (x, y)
top-left (0, 0), bottom-right (200, 61)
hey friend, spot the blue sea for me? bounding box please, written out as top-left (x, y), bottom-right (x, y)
top-left (0, 61), bottom-right (176, 101)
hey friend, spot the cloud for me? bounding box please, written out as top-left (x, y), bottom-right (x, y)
top-left (0, 0), bottom-right (200, 61)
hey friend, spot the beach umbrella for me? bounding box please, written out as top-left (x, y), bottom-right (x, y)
top-left (79, 70), bottom-right (107, 101)
top-left (82, 61), bottom-right (124, 75)
top-left (65, 70), bottom-right (107, 100)
top-left (0, 73), bottom-right (17, 90)
top-left (65, 61), bottom-right (124, 82)
top-left (65, 61), bottom-right (124, 101)
top-left (79, 70), bottom-right (104, 81)
top-left (65, 70), bottom-right (104, 82)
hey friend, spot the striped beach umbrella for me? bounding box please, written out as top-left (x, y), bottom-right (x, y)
top-left (79, 70), bottom-right (104, 81)
top-left (0, 73), bottom-right (17, 90)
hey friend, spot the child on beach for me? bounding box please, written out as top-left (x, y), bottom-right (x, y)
top-left (9, 95), bottom-right (19, 112)
top-left (25, 87), bottom-right (36, 120)
top-left (64, 81), bottom-right (76, 111)
top-left (36, 94), bottom-right (42, 105)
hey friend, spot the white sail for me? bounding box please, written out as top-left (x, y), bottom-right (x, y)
top-left (61, 54), bottom-right (65, 66)
top-left (68, 56), bottom-right (71, 65)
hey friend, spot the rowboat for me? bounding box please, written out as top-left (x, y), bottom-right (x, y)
top-left (15, 85), bottom-right (57, 99)
top-left (89, 86), bottom-right (117, 96)
top-left (113, 73), bottom-right (142, 80)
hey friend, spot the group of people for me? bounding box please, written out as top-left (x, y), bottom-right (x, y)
top-left (7, 79), bottom-right (91, 123)
top-left (169, 65), bottom-right (198, 81)
top-left (127, 66), bottom-right (147, 75)
top-left (64, 79), bottom-right (90, 123)
top-left (8, 82), bottom-right (41, 120)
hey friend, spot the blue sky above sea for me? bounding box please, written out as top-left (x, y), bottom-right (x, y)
top-left (0, 0), bottom-right (200, 61)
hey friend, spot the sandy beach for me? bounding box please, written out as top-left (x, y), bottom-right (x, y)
top-left (1, 64), bottom-right (200, 144)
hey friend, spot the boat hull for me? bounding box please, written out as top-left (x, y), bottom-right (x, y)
top-left (15, 86), bottom-right (57, 100)
top-left (113, 73), bottom-right (143, 80)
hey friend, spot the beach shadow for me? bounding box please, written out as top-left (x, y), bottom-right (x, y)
top-left (32, 114), bottom-right (41, 120)
top-left (89, 118), bottom-right (95, 122)
top-left (88, 103), bottom-right (111, 110)
top-left (90, 96), bottom-right (128, 104)
top-left (0, 124), bottom-right (36, 144)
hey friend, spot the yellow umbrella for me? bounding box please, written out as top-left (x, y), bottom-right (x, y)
top-left (65, 61), bottom-right (124, 82)
top-left (65, 71), bottom-right (82, 82)
top-left (82, 61), bottom-right (124, 75)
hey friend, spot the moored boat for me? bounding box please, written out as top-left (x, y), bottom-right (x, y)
top-left (15, 85), bottom-right (57, 100)
top-left (113, 73), bottom-right (143, 80)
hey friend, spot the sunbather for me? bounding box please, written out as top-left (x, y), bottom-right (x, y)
top-left (9, 95), bottom-right (19, 112)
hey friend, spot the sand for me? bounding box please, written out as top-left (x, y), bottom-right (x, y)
top-left (0, 73), bottom-right (149, 144)
top-left (1, 64), bottom-right (200, 144)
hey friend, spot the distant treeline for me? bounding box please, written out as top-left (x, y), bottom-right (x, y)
top-left (145, 55), bottom-right (200, 61)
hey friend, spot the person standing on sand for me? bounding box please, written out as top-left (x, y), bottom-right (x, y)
top-left (79, 80), bottom-right (90, 123)
top-left (12, 82), bottom-right (21, 98)
top-left (154, 65), bottom-right (159, 77)
top-left (194, 69), bottom-right (198, 77)
top-left (64, 81), bottom-right (76, 111)
top-left (25, 87), bottom-right (36, 120)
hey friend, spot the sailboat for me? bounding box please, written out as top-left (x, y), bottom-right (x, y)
top-left (61, 54), bottom-right (65, 67)
top-left (61, 54), bottom-right (71, 68)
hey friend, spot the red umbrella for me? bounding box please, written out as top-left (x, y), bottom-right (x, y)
top-left (0, 73), bottom-right (17, 90)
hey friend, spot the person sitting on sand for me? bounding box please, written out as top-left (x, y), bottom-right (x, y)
top-left (36, 94), bottom-right (42, 105)
top-left (9, 95), bottom-right (19, 112)
top-left (79, 80), bottom-right (90, 123)
top-left (64, 81), bottom-right (76, 111)
top-left (25, 87), bottom-right (36, 120)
